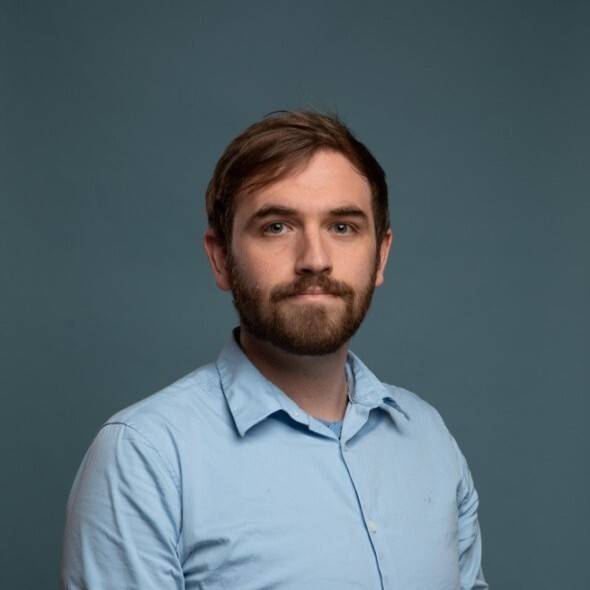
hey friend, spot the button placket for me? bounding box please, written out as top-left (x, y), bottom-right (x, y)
top-left (337, 438), bottom-right (385, 589)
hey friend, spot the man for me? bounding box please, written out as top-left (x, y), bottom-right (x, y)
top-left (61, 111), bottom-right (488, 589)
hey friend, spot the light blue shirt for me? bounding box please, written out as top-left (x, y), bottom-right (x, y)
top-left (62, 328), bottom-right (488, 589)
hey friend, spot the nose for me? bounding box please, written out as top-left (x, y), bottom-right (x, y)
top-left (294, 226), bottom-right (332, 276)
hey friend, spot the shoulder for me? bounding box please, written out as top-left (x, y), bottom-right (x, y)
top-left (89, 362), bottom-right (227, 479)
top-left (349, 349), bottom-right (457, 447)
top-left (383, 382), bottom-right (449, 430)
top-left (381, 382), bottom-right (467, 473)
top-left (104, 361), bottom-right (222, 431)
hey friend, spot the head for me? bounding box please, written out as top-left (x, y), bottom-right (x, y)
top-left (204, 111), bottom-right (393, 355)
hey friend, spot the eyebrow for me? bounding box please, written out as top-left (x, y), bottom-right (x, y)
top-left (247, 204), bottom-right (370, 225)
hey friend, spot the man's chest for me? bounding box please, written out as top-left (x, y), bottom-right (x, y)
top-left (177, 415), bottom-right (462, 590)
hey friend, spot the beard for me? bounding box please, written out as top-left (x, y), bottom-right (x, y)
top-left (226, 252), bottom-right (378, 356)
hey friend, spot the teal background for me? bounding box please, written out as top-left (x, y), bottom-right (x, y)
top-left (2, 1), bottom-right (589, 587)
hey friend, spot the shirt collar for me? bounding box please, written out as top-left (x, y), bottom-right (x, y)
top-left (216, 327), bottom-right (409, 437)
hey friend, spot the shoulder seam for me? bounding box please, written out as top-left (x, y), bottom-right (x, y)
top-left (101, 421), bottom-right (181, 494)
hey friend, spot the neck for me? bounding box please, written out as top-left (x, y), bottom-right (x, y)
top-left (237, 326), bottom-right (350, 422)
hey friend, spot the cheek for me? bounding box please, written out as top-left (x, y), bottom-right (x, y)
top-left (243, 240), bottom-right (295, 269)
top-left (235, 246), bottom-right (293, 288)
top-left (336, 251), bottom-right (377, 284)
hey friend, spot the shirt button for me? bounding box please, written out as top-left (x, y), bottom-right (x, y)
top-left (367, 519), bottom-right (378, 534)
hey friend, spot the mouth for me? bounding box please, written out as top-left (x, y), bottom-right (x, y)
top-left (288, 291), bottom-right (339, 301)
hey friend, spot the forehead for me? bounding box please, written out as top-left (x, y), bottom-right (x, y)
top-left (234, 150), bottom-right (373, 217)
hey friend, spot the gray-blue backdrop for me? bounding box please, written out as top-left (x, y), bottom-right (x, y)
top-left (2, 1), bottom-right (589, 588)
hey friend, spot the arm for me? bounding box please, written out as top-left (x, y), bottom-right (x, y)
top-left (453, 436), bottom-right (489, 590)
top-left (61, 423), bottom-right (184, 590)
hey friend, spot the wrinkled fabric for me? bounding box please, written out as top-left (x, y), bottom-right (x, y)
top-left (62, 328), bottom-right (488, 589)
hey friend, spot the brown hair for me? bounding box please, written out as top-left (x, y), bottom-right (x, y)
top-left (205, 110), bottom-right (390, 249)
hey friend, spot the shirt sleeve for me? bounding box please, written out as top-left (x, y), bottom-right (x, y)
top-left (61, 422), bottom-right (184, 590)
top-left (452, 436), bottom-right (489, 590)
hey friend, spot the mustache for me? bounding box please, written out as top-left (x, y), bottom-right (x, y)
top-left (270, 274), bottom-right (354, 302)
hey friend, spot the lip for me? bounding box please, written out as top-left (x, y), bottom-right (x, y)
top-left (289, 292), bottom-right (338, 300)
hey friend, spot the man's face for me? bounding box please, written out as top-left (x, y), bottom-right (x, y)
top-left (207, 149), bottom-right (392, 355)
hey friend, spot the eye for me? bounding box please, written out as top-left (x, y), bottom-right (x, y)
top-left (263, 222), bottom-right (289, 235)
top-left (331, 223), bottom-right (356, 235)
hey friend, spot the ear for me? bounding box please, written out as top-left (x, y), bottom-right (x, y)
top-left (374, 228), bottom-right (393, 287)
top-left (203, 228), bottom-right (232, 291)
